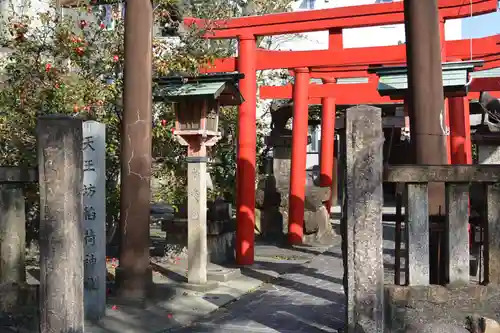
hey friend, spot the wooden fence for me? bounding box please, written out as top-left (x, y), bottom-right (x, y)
top-left (384, 165), bottom-right (500, 286)
top-left (343, 105), bottom-right (500, 333)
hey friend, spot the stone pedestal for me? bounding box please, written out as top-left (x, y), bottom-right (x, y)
top-left (344, 105), bottom-right (385, 333)
top-left (164, 219), bottom-right (236, 265)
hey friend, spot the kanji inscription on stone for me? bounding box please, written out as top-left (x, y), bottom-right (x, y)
top-left (82, 121), bottom-right (106, 320)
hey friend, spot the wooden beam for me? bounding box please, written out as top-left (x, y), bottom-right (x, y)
top-left (259, 79), bottom-right (500, 104)
top-left (384, 165), bottom-right (500, 183)
top-left (202, 35), bottom-right (500, 72)
top-left (187, 0), bottom-right (496, 38)
top-left (469, 77), bottom-right (500, 92)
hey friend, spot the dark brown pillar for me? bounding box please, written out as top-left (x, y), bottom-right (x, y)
top-left (404, 0), bottom-right (447, 215)
top-left (404, 0), bottom-right (448, 284)
top-left (116, 0), bottom-right (153, 301)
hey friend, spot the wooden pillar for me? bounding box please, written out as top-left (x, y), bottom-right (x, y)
top-left (236, 34), bottom-right (257, 265)
top-left (288, 67), bottom-right (310, 245)
top-left (116, 0), bottom-right (153, 300)
top-left (439, 17), bottom-right (452, 163)
top-left (320, 93), bottom-right (336, 213)
top-left (38, 115), bottom-right (84, 333)
top-left (448, 97), bottom-right (473, 164)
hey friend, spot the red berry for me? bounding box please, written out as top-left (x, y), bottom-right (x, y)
top-left (45, 63), bottom-right (51, 72)
top-left (79, 20), bottom-right (87, 28)
top-left (161, 119), bottom-right (167, 127)
top-left (100, 23), bottom-right (105, 29)
top-left (113, 55), bottom-right (119, 62)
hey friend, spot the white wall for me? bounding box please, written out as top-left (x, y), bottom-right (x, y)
top-left (273, 0), bottom-right (462, 51)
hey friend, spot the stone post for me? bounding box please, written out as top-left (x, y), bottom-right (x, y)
top-left (38, 115), bottom-right (84, 333)
top-left (0, 184), bottom-right (26, 285)
top-left (344, 105), bottom-right (385, 333)
top-left (174, 134), bottom-right (219, 288)
top-left (445, 183), bottom-right (469, 284)
top-left (82, 121), bottom-right (106, 320)
top-left (406, 183), bottom-right (430, 285)
top-left (486, 183), bottom-right (500, 285)
top-left (479, 145), bottom-right (500, 284)
top-left (187, 153), bottom-right (208, 285)
top-left (0, 167), bottom-right (36, 312)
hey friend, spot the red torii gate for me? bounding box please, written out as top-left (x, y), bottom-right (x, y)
top-left (258, 22), bottom-right (500, 214)
top-left (187, 0), bottom-right (500, 265)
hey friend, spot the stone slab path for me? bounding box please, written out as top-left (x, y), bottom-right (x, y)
top-left (168, 245), bottom-right (345, 333)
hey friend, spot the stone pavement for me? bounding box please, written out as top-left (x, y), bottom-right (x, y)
top-left (168, 245), bottom-right (345, 333)
top-left (77, 240), bottom-right (341, 333)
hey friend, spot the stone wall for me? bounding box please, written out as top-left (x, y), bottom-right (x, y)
top-left (385, 284), bottom-right (500, 332)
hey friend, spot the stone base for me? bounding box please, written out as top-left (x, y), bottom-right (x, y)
top-left (113, 266), bottom-right (154, 308)
top-left (207, 268), bottom-right (241, 282)
top-left (108, 281), bottom-right (176, 309)
top-left (385, 284), bottom-right (500, 332)
top-left (181, 281), bottom-right (219, 292)
top-left (164, 220), bottom-right (236, 265)
top-left (0, 283), bottom-right (38, 313)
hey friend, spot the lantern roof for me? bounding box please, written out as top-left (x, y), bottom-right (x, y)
top-left (153, 73), bottom-right (245, 106)
top-left (369, 60), bottom-right (484, 97)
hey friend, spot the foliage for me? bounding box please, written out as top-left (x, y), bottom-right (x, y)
top-left (0, 0), bottom-right (291, 243)
top-left (0, 0), bottom-right (227, 240)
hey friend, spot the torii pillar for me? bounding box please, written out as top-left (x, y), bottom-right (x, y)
top-left (439, 18), bottom-right (472, 165)
top-left (236, 34), bottom-right (257, 265)
top-left (320, 78), bottom-right (337, 213)
top-left (289, 67), bottom-right (310, 245)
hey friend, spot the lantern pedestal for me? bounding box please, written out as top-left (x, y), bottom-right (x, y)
top-left (174, 134), bottom-right (221, 287)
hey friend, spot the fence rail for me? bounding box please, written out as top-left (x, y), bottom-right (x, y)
top-left (383, 164), bottom-right (500, 286)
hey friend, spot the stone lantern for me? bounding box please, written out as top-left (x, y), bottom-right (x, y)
top-left (154, 73), bottom-right (244, 287)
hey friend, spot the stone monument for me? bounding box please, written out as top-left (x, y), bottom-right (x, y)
top-left (37, 115), bottom-right (84, 333)
top-left (82, 120), bottom-right (106, 320)
top-left (343, 105), bottom-right (385, 332)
